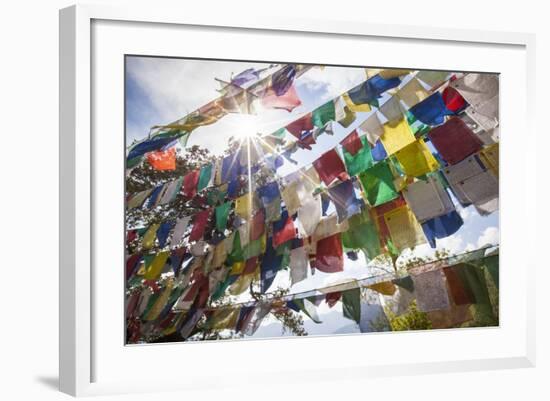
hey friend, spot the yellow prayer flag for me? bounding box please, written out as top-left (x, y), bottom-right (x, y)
top-left (228, 272), bottom-right (256, 296)
top-left (479, 142), bottom-right (499, 178)
top-left (379, 69), bottom-right (412, 79)
top-left (235, 193), bottom-right (253, 219)
top-left (141, 223), bottom-right (160, 250)
top-left (281, 182), bottom-right (302, 215)
top-left (144, 279), bottom-right (174, 321)
top-left (384, 205), bottom-right (426, 251)
top-left (394, 138), bottom-right (440, 177)
top-left (212, 241), bottom-right (228, 269)
top-left (365, 68), bottom-right (382, 79)
top-left (208, 308), bottom-right (240, 330)
top-left (144, 250), bottom-right (170, 280)
top-left (368, 281), bottom-right (397, 296)
top-left (342, 92), bottom-right (371, 112)
top-left (379, 117), bottom-right (416, 155)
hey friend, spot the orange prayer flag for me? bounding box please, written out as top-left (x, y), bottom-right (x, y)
top-left (146, 148), bottom-right (176, 171)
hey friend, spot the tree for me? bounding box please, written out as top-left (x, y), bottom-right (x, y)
top-left (126, 141), bottom-right (307, 343)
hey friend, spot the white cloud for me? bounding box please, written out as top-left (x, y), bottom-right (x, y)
top-left (477, 226), bottom-right (499, 248)
top-left (297, 66), bottom-right (366, 102)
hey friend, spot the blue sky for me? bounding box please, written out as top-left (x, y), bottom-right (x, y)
top-left (126, 56), bottom-right (499, 336)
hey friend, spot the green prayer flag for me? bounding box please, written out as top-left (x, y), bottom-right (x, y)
top-left (197, 164), bottom-right (213, 192)
top-left (207, 188), bottom-right (226, 206)
top-left (342, 208), bottom-right (381, 260)
top-left (343, 136), bottom-right (373, 176)
top-left (358, 161), bottom-right (398, 206)
top-left (483, 255), bottom-right (499, 289)
top-left (342, 288), bottom-right (361, 324)
top-left (226, 231), bottom-right (244, 265)
top-left (215, 202), bottom-right (232, 231)
top-left (312, 100), bottom-right (336, 128)
top-left (293, 298), bottom-right (322, 323)
top-left (243, 237), bottom-right (263, 259)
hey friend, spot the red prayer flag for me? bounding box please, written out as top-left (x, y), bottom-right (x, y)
top-left (272, 215), bottom-right (296, 247)
top-left (428, 117), bottom-right (483, 165)
top-left (250, 209), bottom-right (265, 241)
top-left (315, 233), bottom-right (344, 273)
top-left (243, 256), bottom-right (259, 274)
top-left (340, 130), bottom-right (363, 155)
top-left (443, 266), bottom-right (475, 305)
top-left (261, 84), bottom-right (302, 112)
top-left (325, 291), bottom-right (342, 308)
top-left (189, 209), bottom-right (211, 242)
top-left (442, 86), bottom-right (466, 112)
top-left (146, 148), bottom-right (176, 171)
top-left (285, 112), bottom-right (314, 138)
top-left (313, 149), bottom-right (349, 185)
top-left (183, 170), bottom-right (200, 199)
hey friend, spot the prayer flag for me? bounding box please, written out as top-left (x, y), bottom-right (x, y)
top-left (379, 117), bottom-right (416, 155)
top-left (260, 84), bottom-right (302, 112)
top-left (428, 117), bottom-right (483, 165)
top-left (156, 220), bottom-right (175, 248)
top-left (442, 85), bottom-right (467, 112)
top-left (285, 113), bottom-right (314, 138)
top-left (312, 100), bottom-right (336, 129)
top-left (394, 138), bottom-right (439, 177)
top-left (146, 148), bottom-right (176, 171)
top-left (142, 223), bottom-right (160, 250)
top-left (396, 77), bottom-right (430, 109)
top-left (272, 212), bottom-right (296, 247)
top-left (357, 112), bottom-right (384, 145)
top-left (415, 70), bottom-right (449, 89)
top-left (402, 176), bottom-right (455, 223)
top-left (412, 269), bottom-right (451, 312)
top-left (343, 135), bottom-right (374, 176)
top-left (340, 130), bottom-right (363, 155)
top-left (328, 180), bottom-right (362, 223)
top-left (313, 149), bottom-right (348, 186)
top-left (314, 233), bottom-right (344, 273)
top-left (182, 170), bottom-right (200, 199)
top-left (144, 251), bottom-right (170, 280)
top-left (383, 205), bottom-right (426, 250)
top-left (215, 202), bottom-right (232, 231)
top-left (359, 161), bottom-right (398, 206)
top-left (189, 209), bottom-right (211, 242)
top-left (342, 288), bottom-right (361, 324)
top-left (409, 92), bottom-right (453, 126)
top-left (421, 211), bottom-right (464, 248)
top-left (197, 164), bottom-right (213, 192)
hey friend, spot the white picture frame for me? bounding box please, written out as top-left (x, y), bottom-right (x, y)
top-left (59, 4), bottom-right (536, 397)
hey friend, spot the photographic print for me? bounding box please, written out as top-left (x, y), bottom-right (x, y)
top-left (125, 57), bottom-right (499, 344)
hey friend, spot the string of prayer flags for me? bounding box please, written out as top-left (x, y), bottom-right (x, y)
top-left (394, 138), bottom-right (440, 177)
top-left (383, 204), bottom-right (426, 251)
top-left (359, 161), bottom-right (399, 206)
top-left (402, 176), bottom-right (455, 223)
top-left (314, 233), bottom-right (344, 273)
top-left (409, 92), bottom-right (453, 126)
top-left (327, 179), bottom-right (362, 223)
top-left (428, 117), bottom-right (484, 165)
top-left (313, 149), bottom-right (349, 186)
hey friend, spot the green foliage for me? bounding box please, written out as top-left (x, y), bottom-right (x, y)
top-left (385, 301), bottom-right (432, 331)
